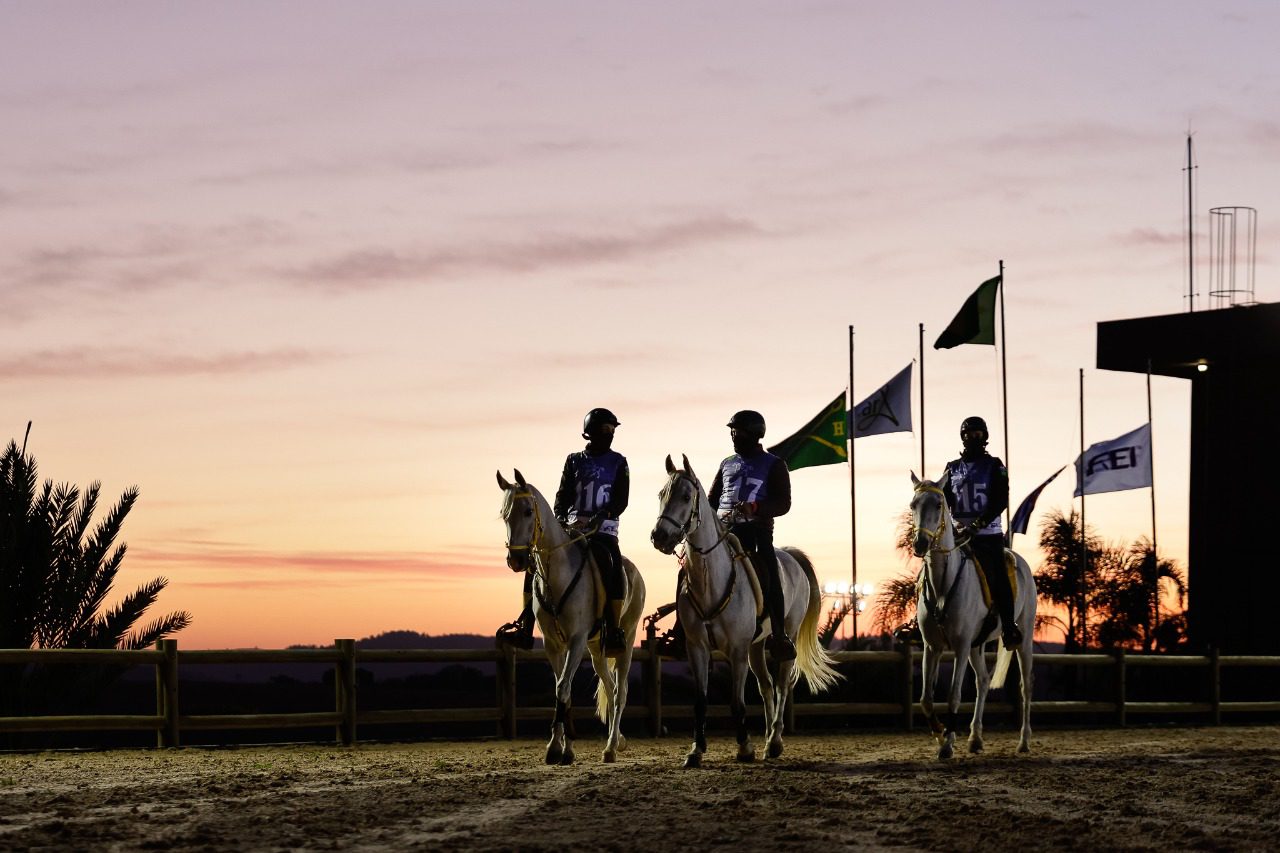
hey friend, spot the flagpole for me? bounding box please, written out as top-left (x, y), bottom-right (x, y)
top-left (848, 325), bottom-right (858, 642)
top-left (998, 259), bottom-right (1010, 532)
top-left (1078, 367), bottom-right (1087, 650)
top-left (918, 322), bottom-right (926, 476)
top-left (1147, 358), bottom-right (1159, 640)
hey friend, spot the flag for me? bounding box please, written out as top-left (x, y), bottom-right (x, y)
top-left (768, 393), bottom-right (847, 471)
top-left (851, 363), bottom-right (913, 438)
top-left (1010, 466), bottom-right (1066, 537)
top-left (934, 275), bottom-right (1000, 349)
top-left (1074, 423), bottom-right (1153, 497)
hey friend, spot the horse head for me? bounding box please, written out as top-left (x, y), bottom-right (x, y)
top-left (909, 470), bottom-right (952, 558)
top-left (651, 454), bottom-right (700, 555)
top-left (496, 468), bottom-right (537, 572)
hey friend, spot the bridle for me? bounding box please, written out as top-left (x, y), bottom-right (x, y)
top-left (502, 490), bottom-right (592, 571)
top-left (911, 482), bottom-right (964, 556)
top-left (657, 471), bottom-right (735, 556)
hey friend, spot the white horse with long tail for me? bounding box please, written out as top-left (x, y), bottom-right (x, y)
top-left (650, 454), bottom-right (841, 768)
top-left (909, 471), bottom-right (1035, 759)
top-left (496, 470), bottom-right (646, 764)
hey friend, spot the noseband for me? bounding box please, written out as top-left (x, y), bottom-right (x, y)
top-left (912, 483), bottom-right (962, 555)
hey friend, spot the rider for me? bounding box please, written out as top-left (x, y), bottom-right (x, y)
top-left (942, 415), bottom-right (1022, 650)
top-left (708, 410), bottom-right (796, 662)
top-left (495, 408), bottom-right (631, 653)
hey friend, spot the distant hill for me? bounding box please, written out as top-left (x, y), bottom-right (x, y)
top-left (124, 631), bottom-right (517, 683)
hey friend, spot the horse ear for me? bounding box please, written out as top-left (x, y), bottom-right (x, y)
top-left (681, 454), bottom-right (696, 479)
top-left (497, 470), bottom-right (511, 490)
top-left (936, 469), bottom-right (951, 490)
top-left (665, 454), bottom-right (676, 475)
top-left (514, 468), bottom-right (527, 487)
top-left (911, 470), bottom-right (920, 486)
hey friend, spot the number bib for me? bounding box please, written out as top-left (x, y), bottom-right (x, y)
top-left (565, 449), bottom-right (626, 536)
top-left (716, 452), bottom-right (778, 515)
top-left (946, 455), bottom-right (1003, 535)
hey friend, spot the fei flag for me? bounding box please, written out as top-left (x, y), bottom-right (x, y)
top-left (851, 363), bottom-right (913, 438)
top-left (1010, 466), bottom-right (1066, 537)
top-left (1074, 423), bottom-right (1153, 497)
top-left (768, 393), bottom-right (847, 471)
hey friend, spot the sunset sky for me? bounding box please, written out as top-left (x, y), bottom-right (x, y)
top-left (4, 2), bottom-right (1278, 648)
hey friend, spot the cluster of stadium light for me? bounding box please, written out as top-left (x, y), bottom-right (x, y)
top-left (822, 581), bottom-right (874, 613)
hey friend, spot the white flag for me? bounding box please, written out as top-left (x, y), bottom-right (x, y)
top-left (852, 363), bottom-right (912, 438)
top-left (1074, 422), bottom-right (1152, 497)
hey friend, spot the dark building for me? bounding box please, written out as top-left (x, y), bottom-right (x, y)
top-left (1097, 302), bottom-right (1280, 653)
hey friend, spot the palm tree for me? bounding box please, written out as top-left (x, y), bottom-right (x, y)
top-left (1, 439), bottom-right (192, 714)
top-left (1091, 537), bottom-right (1185, 651)
top-left (1034, 508), bottom-right (1102, 650)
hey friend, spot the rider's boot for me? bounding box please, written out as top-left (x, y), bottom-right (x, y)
top-left (988, 555), bottom-right (1023, 650)
top-left (496, 601), bottom-right (535, 650)
top-left (765, 584), bottom-right (796, 662)
top-left (602, 599), bottom-right (627, 655)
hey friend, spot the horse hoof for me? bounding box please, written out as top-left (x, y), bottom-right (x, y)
top-left (683, 752), bottom-right (702, 769)
top-left (560, 745), bottom-right (575, 765)
top-left (617, 734), bottom-right (628, 752)
top-left (736, 745), bottom-right (756, 763)
top-left (767, 740), bottom-right (783, 760)
top-left (1017, 740), bottom-right (1030, 754)
top-left (968, 738), bottom-right (984, 754)
top-left (937, 743), bottom-right (953, 761)
top-left (545, 745), bottom-right (562, 765)
top-left (603, 749), bottom-right (617, 764)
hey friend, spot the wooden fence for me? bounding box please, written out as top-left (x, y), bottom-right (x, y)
top-left (2, 635), bottom-right (1279, 747)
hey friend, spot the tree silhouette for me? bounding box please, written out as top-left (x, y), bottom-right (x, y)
top-left (1, 439), bottom-right (191, 715)
top-left (1034, 508), bottom-right (1101, 650)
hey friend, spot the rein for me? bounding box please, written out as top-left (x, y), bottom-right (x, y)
top-left (912, 482), bottom-right (969, 629)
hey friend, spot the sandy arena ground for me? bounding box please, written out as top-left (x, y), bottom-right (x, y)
top-left (1, 726), bottom-right (1278, 851)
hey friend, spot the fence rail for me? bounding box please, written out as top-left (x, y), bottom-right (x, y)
top-left (2, 635), bottom-right (1278, 747)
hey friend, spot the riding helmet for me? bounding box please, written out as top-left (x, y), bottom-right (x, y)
top-left (960, 415), bottom-right (989, 441)
top-left (582, 408), bottom-right (620, 439)
top-left (727, 409), bottom-right (767, 439)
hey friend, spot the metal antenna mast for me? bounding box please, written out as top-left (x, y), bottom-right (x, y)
top-left (1185, 133), bottom-right (1198, 312)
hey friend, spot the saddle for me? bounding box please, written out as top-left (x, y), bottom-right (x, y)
top-left (963, 545), bottom-right (1019, 644)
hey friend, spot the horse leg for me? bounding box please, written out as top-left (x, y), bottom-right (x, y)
top-left (767, 658), bottom-right (794, 760)
top-left (967, 645), bottom-right (990, 754)
top-left (920, 643), bottom-right (944, 744)
top-left (748, 641), bottom-right (774, 746)
top-left (728, 648), bottom-right (755, 763)
top-left (939, 649), bottom-right (970, 761)
top-left (684, 642), bottom-right (711, 769)
top-left (1016, 642), bottom-right (1034, 753)
top-left (548, 636), bottom-right (587, 766)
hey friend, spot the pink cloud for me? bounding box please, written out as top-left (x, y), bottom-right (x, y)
top-left (0, 347), bottom-right (337, 380)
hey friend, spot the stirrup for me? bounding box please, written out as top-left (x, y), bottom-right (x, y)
top-left (767, 634), bottom-right (797, 662)
top-left (496, 617), bottom-right (534, 650)
top-left (602, 626), bottom-right (627, 654)
top-left (654, 627), bottom-right (685, 659)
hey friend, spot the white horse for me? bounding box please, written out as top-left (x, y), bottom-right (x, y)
top-left (497, 470), bottom-right (646, 764)
top-left (650, 454), bottom-right (841, 768)
top-left (909, 472), bottom-right (1035, 760)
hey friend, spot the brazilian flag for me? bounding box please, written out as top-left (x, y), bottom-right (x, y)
top-left (768, 393), bottom-right (848, 471)
top-left (934, 275), bottom-right (1000, 349)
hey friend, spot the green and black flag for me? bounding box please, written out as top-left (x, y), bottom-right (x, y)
top-left (933, 275), bottom-right (1001, 349)
top-left (768, 392), bottom-right (847, 471)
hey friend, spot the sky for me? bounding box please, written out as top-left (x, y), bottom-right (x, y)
top-left (3, 2), bottom-right (1278, 649)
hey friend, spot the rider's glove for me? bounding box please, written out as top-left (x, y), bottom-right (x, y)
top-left (734, 501), bottom-right (759, 520)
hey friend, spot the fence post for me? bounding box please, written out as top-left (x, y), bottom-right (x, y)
top-left (154, 639), bottom-right (179, 748)
top-left (497, 641), bottom-right (517, 739)
top-left (901, 646), bottom-right (914, 731)
top-left (334, 639), bottom-right (356, 746)
top-left (1210, 647), bottom-right (1221, 726)
top-left (1113, 648), bottom-right (1126, 727)
top-left (644, 620), bottom-right (662, 737)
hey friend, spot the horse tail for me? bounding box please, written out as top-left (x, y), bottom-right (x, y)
top-left (594, 661), bottom-right (614, 722)
top-left (782, 546), bottom-right (844, 695)
top-left (990, 644), bottom-right (1013, 690)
